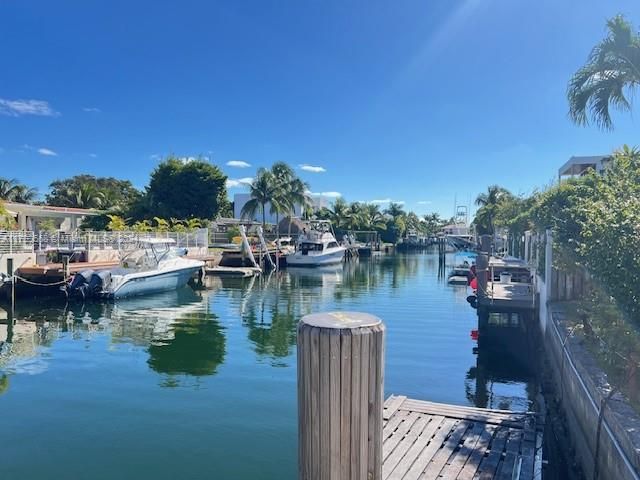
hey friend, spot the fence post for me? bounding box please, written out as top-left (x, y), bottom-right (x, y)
top-left (545, 229), bottom-right (553, 301)
top-left (297, 311), bottom-right (385, 480)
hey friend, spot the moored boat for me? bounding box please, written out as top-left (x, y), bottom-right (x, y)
top-left (286, 221), bottom-right (346, 267)
top-left (63, 239), bottom-right (204, 299)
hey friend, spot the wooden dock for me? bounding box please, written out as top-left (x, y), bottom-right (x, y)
top-left (204, 266), bottom-right (261, 278)
top-left (382, 395), bottom-right (541, 480)
top-left (17, 261), bottom-right (119, 277)
top-left (479, 281), bottom-right (535, 311)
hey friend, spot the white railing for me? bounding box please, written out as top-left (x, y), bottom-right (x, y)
top-left (0, 231), bottom-right (35, 254)
top-left (33, 228), bottom-right (209, 251)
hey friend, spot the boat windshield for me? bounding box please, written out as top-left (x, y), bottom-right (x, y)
top-left (300, 242), bottom-right (323, 253)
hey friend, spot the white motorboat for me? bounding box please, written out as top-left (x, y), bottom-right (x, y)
top-left (286, 221), bottom-right (346, 267)
top-left (65, 239), bottom-right (204, 299)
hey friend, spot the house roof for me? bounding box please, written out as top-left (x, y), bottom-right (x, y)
top-left (558, 155), bottom-right (610, 177)
top-left (3, 202), bottom-right (101, 217)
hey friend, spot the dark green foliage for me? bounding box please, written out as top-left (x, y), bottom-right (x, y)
top-left (146, 157), bottom-right (229, 219)
top-left (46, 174), bottom-right (141, 210)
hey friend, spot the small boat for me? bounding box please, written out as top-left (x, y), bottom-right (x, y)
top-left (64, 239), bottom-right (204, 299)
top-left (286, 221), bottom-right (346, 267)
top-left (447, 260), bottom-right (473, 285)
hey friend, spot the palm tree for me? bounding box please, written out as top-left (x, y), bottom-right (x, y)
top-left (568, 15), bottom-right (640, 130)
top-left (241, 168), bottom-right (278, 227)
top-left (11, 185), bottom-right (38, 203)
top-left (474, 185), bottom-right (511, 235)
top-left (361, 204), bottom-right (387, 231)
top-left (385, 202), bottom-right (405, 220)
top-left (0, 177), bottom-right (37, 203)
top-left (270, 162), bottom-right (310, 234)
top-left (71, 183), bottom-right (104, 209)
top-left (327, 198), bottom-right (350, 230)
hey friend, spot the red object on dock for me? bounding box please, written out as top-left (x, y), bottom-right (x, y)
top-left (470, 277), bottom-right (478, 290)
top-left (470, 329), bottom-right (479, 341)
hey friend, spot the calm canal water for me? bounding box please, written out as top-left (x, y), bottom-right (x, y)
top-left (0, 252), bottom-right (536, 479)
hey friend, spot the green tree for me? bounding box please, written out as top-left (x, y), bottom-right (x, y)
top-left (241, 168), bottom-right (278, 227)
top-left (361, 204), bottom-right (387, 231)
top-left (568, 15), bottom-right (640, 130)
top-left (0, 178), bottom-right (37, 203)
top-left (47, 175), bottom-right (140, 210)
top-left (422, 213), bottom-right (444, 236)
top-left (473, 185), bottom-right (512, 235)
top-left (146, 156), bottom-right (228, 219)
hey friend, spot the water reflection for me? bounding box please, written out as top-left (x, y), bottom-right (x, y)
top-left (466, 311), bottom-right (537, 411)
top-left (0, 288), bottom-right (227, 386)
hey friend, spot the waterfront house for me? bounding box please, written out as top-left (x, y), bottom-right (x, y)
top-left (558, 155), bottom-right (611, 181)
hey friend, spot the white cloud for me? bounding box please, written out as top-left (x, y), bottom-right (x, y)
top-left (82, 107), bottom-right (101, 113)
top-left (226, 160), bottom-right (251, 168)
top-left (149, 154), bottom-right (161, 161)
top-left (226, 177), bottom-right (254, 188)
top-left (299, 164), bottom-right (326, 173)
top-left (0, 98), bottom-right (59, 117)
top-left (417, 200), bottom-right (432, 205)
top-left (368, 198), bottom-right (405, 205)
top-left (309, 191), bottom-right (341, 198)
top-left (89, 153), bottom-right (98, 158)
top-left (37, 148), bottom-right (57, 156)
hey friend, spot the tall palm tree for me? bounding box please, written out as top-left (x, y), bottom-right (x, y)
top-left (568, 15), bottom-right (640, 130)
top-left (270, 162), bottom-right (310, 234)
top-left (241, 168), bottom-right (278, 227)
top-left (327, 197), bottom-right (350, 231)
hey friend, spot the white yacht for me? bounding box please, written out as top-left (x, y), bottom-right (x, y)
top-left (286, 221), bottom-right (346, 267)
top-left (65, 239), bottom-right (204, 299)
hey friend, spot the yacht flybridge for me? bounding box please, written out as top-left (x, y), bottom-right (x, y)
top-left (286, 220), bottom-right (346, 267)
top-left (64, 238), bottom-right (204, 299)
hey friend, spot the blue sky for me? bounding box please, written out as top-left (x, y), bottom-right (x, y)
top-left (1, 0), bottom-right (639, 218)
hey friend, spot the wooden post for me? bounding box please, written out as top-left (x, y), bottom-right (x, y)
top-left (480, 234), bottom-right (492, 254)
top-left (476, 253), bottom-right (488, 301)
top-left (298, 312), bottom-right (385, 480)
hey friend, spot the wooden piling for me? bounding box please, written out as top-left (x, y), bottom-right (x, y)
top-left (298, 311), bottom-right (385, 480)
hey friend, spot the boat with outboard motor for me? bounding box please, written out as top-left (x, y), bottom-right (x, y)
top-left (286, 220), bottom-right (346, 267)
top-left (63, 238), bottom-right (204, 299)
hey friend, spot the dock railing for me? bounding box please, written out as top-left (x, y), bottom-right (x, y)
top-left (0, 231), bottom-right (35, 254)
top-left (31, 228), bottom-right (209, 252)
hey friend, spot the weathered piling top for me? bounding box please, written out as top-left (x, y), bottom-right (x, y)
top-left (383, 395), bottom-right (541, 480)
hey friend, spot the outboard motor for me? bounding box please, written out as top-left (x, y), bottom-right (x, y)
top-left (88, 270), bottom-right (112, 296)
top-left (64, 269), bottom-right (94, 299)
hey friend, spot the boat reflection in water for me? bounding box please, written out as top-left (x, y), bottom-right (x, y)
top-left (0, 287), bottom-right (227, 387)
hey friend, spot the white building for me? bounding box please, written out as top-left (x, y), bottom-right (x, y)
top-left (558, 155), bottom-right (611, 181)
top-left (233, 193), bottom-right (303, 224)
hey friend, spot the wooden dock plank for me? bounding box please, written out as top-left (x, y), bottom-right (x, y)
top-left (383, 415), bottom-right (433, 479)
top-left (383, 411), bottom-right (423, 463)
top-left (420, 420), bottom-right (472, 480)
top-left (438, 422), bottom-right (493, 480)
top-left (384, 395), bottom-right (407, 420)
top-left (388, 416), bottom-right (450, 480)
top-left (474, 427), bottom-right (510, 480)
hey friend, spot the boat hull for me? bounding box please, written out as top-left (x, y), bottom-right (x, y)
top-left (109, 266), bottom-right (202, 299)
top-left (286, 248), bottom-right (345, 267)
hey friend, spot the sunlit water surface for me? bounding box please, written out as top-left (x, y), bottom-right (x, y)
top-left (0, 253), bottom-right (536, 479)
